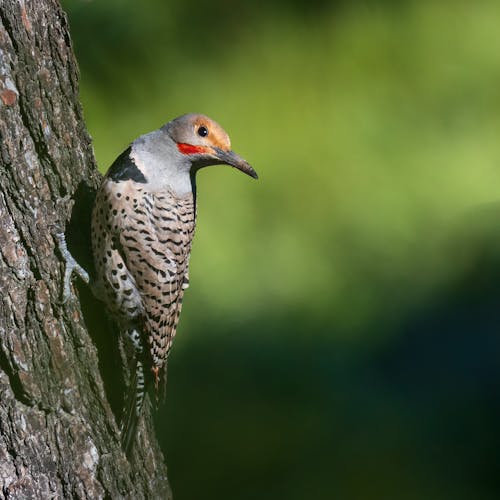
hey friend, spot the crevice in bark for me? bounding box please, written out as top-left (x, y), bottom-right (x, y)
top-left (0, 347), bottom-right (32, 408)
top-left (3, 200), bottom-right (42, 286)
top-left (0, 194), bottom-right (38, 286)
top-left (0, 9), bottom-right (16, 52)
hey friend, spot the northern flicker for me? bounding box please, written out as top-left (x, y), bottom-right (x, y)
top-left (58, 113), bottom-right (257, 455)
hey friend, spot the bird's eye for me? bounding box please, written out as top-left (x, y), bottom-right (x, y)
top-left (197, 126), bottom-right (208, 137)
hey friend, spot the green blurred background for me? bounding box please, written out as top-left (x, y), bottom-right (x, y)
top-left (63, 0), bottom-right (500, 498)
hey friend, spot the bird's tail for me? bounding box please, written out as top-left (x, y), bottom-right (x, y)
top-left (156, 363), bottom-right (168, 409)
top-left (121, 358), bottom-right (147, 457)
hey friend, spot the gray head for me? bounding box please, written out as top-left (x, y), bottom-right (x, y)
top-left (163, 113), bottom-right (257, 178)
top-left (129, 113), bottom-right (257, 195)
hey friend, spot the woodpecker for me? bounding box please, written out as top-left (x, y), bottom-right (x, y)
top-left (59, 114), bottom-right (257, 455)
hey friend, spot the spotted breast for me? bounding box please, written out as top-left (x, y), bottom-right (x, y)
top-left (91, 175), bottom-right (195, 373)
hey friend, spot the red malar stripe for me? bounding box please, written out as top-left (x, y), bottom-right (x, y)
top-left (177, 143), bottom-right (210, 155)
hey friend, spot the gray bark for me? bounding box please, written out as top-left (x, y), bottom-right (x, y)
top-left (0, 1), bottom-right (171, 498)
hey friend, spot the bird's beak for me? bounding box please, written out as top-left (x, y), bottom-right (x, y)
top-left (212, 148), bottom-right (258, 179)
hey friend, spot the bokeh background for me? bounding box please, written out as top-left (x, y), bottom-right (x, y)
top-left (63, 0), bottom-right (500, 498)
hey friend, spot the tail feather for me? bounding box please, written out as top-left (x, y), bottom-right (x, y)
top-left (156, 364), bottom-right (168, 409)
top-left (121, 359), bottom-right (146, 457)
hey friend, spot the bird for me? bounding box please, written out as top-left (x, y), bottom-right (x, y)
top-left (87, 113), bottom-right (257, 455)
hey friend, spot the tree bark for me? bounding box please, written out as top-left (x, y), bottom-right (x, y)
top-left (0, 1), bottom-right (171, 497)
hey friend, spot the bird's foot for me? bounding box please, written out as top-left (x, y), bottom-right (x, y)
top-left (55, 232), bottom-right (90, 303)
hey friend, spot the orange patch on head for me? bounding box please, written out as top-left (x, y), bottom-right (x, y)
top-left (193, 116), bottom-right (231, 151)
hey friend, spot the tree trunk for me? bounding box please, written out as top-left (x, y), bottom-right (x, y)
top-left (0, 1), bottom-right (171, 497)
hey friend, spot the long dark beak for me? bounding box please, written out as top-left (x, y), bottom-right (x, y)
top-left (213, 148), bottom-right (258, 179)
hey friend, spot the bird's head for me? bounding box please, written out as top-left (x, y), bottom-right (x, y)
top-left (163, 113), bottom-right (258, 179)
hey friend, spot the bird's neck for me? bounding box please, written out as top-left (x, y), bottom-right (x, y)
top-left (131, 130), bottom-right (193, 197)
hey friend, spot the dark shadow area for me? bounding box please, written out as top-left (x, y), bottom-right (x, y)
top-left (65, 180), bottom-right (125, 420)
top-left (64, 181), bottom-right (96, 278)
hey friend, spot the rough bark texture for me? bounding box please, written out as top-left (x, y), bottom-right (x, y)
top-left (0, 1), bottom-right (171, 498)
